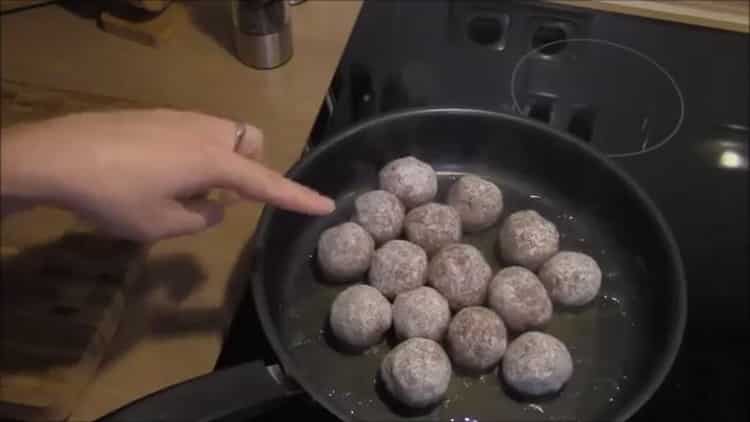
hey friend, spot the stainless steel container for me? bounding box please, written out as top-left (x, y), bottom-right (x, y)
top-left (232, 0), bottom-right (293, 69)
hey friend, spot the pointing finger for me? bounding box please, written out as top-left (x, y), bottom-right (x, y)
top-left (215, 154), bottom-right (335, 215)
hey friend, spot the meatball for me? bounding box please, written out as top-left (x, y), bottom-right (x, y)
top-left (329, 284), bottom-right (392, 349)
top-left (317, 222), bottom-right (374, 283)
top-left (404, 203), bottom-right (462, 256)
top-left (380, 337), bottom-right (452, 408)
top-left (428, 244), bottom-right (491, 310)
top-left (379, 156), bottom-right (438, 209)
top-left (352, 190), bottom-right (405, 244)
top-left (538, 251), bottom-right (602, 307)
top-left (446, 307), bottom-right (507, 373)
top-left (488, 266), bottom-right (552, 332)
top-left (498, 210), bottom-right (559, 271)
top-left (369, 240), bottom-right (428, 299)
top-left (502, 332), bottom-right (573, 396)
top-left (446, 175), bottom-right (503, 232)
top-left (392, 287), bottom-right (451, 341)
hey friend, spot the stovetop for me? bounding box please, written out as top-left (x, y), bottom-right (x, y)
top-left (218, 1), bottom-right (748, 420)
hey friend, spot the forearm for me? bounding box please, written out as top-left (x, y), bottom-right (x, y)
top-left (1, 124), bottom-right (66, 216)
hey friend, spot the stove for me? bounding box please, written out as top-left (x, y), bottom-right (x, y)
top-left (218, 2), bottom-right (748, 420)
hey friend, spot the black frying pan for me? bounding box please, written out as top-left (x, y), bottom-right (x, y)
top-left (101, 108), bottom-right (686, 422)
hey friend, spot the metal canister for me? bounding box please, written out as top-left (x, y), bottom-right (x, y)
top-left (232, 0), bottom-right (293, 69)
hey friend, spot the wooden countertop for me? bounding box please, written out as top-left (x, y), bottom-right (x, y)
top-left (1, 1), bottom-right (361, 420)
top-left (552, 1), bottom-right (748, 33)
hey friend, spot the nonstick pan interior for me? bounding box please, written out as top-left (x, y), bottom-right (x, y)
top-left (251, 108), bottom-right (686, 421)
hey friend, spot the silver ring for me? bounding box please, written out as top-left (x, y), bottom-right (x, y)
top-left (233, 121), bottom-right (247, 153)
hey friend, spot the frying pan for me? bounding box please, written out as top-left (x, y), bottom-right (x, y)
top-left (100, 108), bottom-right (686, 422)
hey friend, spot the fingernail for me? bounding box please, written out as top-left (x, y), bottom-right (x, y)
top-left (319, 196), bottom-right (336, 214)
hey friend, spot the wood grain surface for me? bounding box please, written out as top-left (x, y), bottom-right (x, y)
top-left (553, 0), bottom-right (749, 33)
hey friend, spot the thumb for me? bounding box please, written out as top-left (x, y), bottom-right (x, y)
top-left (159, 198), bottom-right (225, 239)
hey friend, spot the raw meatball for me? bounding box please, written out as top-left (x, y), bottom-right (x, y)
top-left (404, 203), bottom-right (462, 256)
top-left (502, 332), bottom-right (573, 396)
top-left (317, 222), bottom-right (374, 283)
top-left (447, 175), bottom-right (503, 232)
top-left (379, 156), bottom-right (438, 209)
top-left (392, 287), bottom-right (451, 341)
top-left (352, 190), bottom-right (405, 244)
top-left (380, 337), bottom-right (452, 408)
top-left (369, 240), bottom-right (428, 299)
top-left (446, 306), bottom-right (507, 372)
top-left (428, 244), bottom-right (491, 310)
top-left (488, 266), bottom-right (552, 332)
top-left (329, 284), bottom-right (392, 349)
top-left (538, 251), bottom-right (602, 306)
top-left (498, 210), bottom-right (559, 271)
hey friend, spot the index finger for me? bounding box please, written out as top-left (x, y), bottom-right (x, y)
top-left (215, 153), bottom-right (335, 215)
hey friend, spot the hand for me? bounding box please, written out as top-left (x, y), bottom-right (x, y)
top-left (0, 109), bottom-right (335, 242)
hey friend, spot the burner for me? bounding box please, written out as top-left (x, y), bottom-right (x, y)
top-left (510, 38), bottom-right (685, 158)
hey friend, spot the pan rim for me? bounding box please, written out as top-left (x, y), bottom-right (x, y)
top-left (250, 106), bottom-right (687, 422)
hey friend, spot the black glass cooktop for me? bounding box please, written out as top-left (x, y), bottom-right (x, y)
top-left (217, 1), bottom-right (748, 420)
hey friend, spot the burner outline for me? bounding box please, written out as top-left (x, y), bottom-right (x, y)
top-left (510, 38), bottom-right (685, 158)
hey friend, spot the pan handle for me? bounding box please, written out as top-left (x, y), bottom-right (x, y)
top-left (97, 361), bottom-right (303, 422)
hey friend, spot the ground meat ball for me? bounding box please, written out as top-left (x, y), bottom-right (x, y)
top-left (380, 337), bottom-right (452, 408)
top-left (369, 240), bottom-right (428, 299)
top-left (446, 306), bottom-right (507, 373)
top-left (498, 210), bottom-right (559, 271)
top-left (538, 251), bottom-right (602, 306)
top-left (379, 156), bottom-right (438, 209)
top-left (428, 244), bottom-right (491, 310)
top-left (502, 332), bottom-right (573, 396)
top-left (317, 222), bottom-right (374, 283)
top-left (446, 175), bottom-right (504, 232)
top-left (404, 203), bottom-right (462, 256)
top-left (329, 284), bottom-right (392, 349)
top-left (352, 190), bottom-right (405, 244)
top-left (488, 266), bottom-right (552, 332)
top-left (392, 287), bottom-right (451, 341)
